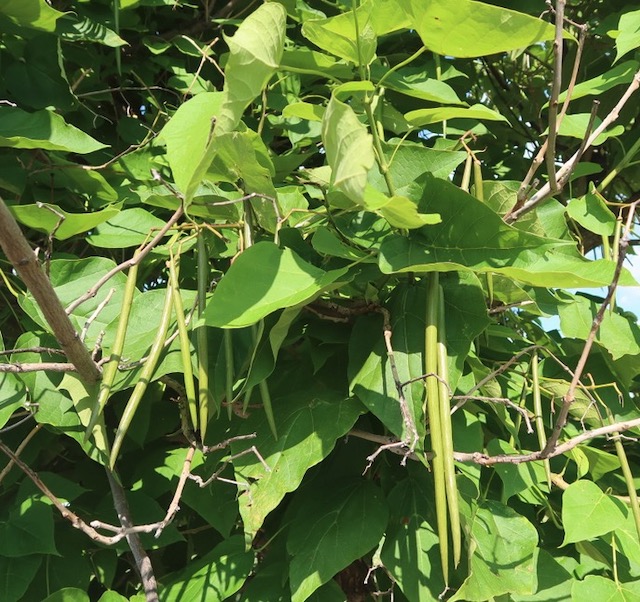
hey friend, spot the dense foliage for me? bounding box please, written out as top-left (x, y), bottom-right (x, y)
top-left (1, 0), bottom-right (640, 600)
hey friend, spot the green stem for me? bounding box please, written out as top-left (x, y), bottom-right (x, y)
top-left (196, 233), bottom-right (214, 439)
top-left (531, 352), bottom-right (552, 488)
top-left (224, 330), bottom-right (235, 420)
top-left (437, 285), bottom-right (461, 569)
top-left (375, 46), bottom-right (428, 91)
top-left (168, 254), bottom-right (198, 432)
top-left (597, 136), bottom-right (640, 192)
top-left (87, 251), bottom-right (139, 438)
top-left (426, 273), bottom-right (449, 584)
top-left (110, 282), bottom-right (174, 468)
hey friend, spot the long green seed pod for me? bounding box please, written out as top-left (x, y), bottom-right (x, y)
top-left (531, 352), bottom-right (552, 487)
top-left (425, 273), bottom-right (449, 584)
top-left (196, 233), bottom-right (214, 440)
top-left (437, 285), bottom-right (461, 569)
top-left (110, 282), bottom-right (174, 468)
top-left (224, 329), bottom-right (235, 420)
top-left (168, 254), bottom-right (198, 432)
top-left (86, 252), bottom-right (139, 440)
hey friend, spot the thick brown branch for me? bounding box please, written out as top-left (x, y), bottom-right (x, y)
top-left (0, 197), bottom-right (100, 384)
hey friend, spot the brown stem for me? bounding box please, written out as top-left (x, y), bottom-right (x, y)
top-left (0, 197), bottom-right (100, 384)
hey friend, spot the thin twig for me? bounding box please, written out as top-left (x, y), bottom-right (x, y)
top-left (541, 200), bottom-right (639, 456)
top-left (0, 197), bottom-right (100, 384)
top-left (81, 287), bottom-right (115, 342)
top-left (105, 469), bottom-right (158, 601)
top-left (0, 362), bottom-right (78, 373)
top-left (65, 203), bottom-right (184, 314)
top-left (507, 69), bottom-right (640, 222)
top-left (546, 0), bottom-right (566, 192)
top-left (0, 423), bottom-right (42, 485)
top-left (0, 346), bottom-right (65, 356)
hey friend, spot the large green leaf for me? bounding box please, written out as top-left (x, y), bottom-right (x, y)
top-left (215, 2), bottom-right (286, 135)
top-left (86, 208), bottom-right (167, 248)
top-left (159, 536), bottom-right (254, 602)
top-left (0, 555), bottom-right (41, 602)
top-left (231, 389), bottom-right (363, 537)
top-left (0, 496), bottom-right (57, 557)
top-left (381, 474), bottom-right (445, 601)
top-left (42, 589), bottom-right (89, 602)
top-left (405, 104), bottom-right (508, 127)
top-left (19, 257), bottom-right (133, 349)
top-left (556, 60), bottom-right (639, 104)
top-left (159, 92), bottom-right (224, 198)
top-left (571, 575), bottom-right (640, 601)
top-left (377, 176), bottom-right (635, 288)
top-left (614, 10), bottom-right (640, 63)
top-left (0, 0), bottom-right (65, 31)
top-left (452, 501), bottom-right (539, 600)
top-left (559, 294), bottom-right (640, 360)
top-left (566, 192), bottom-right (617, 236)
top-left (9, 202), bottom-right (120, 241)
top-left (203, 242), bottom-right (348, 328)
top-left (348, 284), bottom-right (427, 442)
top-left (371, 63), bottom-right (464, 104)
top-left (302, 2), bottom-right (377, 66)
top-left (408, 0), bottom-right (556, 58)
top-left (288, 480), bottom-right (388, 602)
top-left (322, 95), bottom-right (375, 204)
top-left (0, 108), bottom-right (107, 154)
top-left (562, 481), bottom-right (628, 544)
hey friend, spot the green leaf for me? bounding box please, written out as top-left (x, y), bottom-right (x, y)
top-left (283, 101), bottom-right (325, 122)
top-left (159, 536), bottom-right (254, 602)
top-left (97, 592), bottom-right (129, 602)
top-left (59, 374), bottom-right (110, 466)
top-left (510, 551), bottom-right (574, 602)
top-left (559, 295), bottom-right (640, 360)
top-left (288, 480), bottom-right (388, 602)
top-left (550, 113), bottom-right (624, 145)
top-left (0, 555), bottom-right (41, 602)
top-left (0, 0), bottom-right (65, 31)
top-left (19, 257), bottom-right (133, 350)
top-left (369, 0), bottom-right (411, 35)
top-left (322, 95), bottom-right (375, 203)
top-left (5, 35), bottom-right (74, 111)
top-left (280, 48), bottom-right (353, 80)
top-left (204, 242), bottom-right (348, 328)
top-left (377, 177), bottom-right (634, 288)
top-left (405, 103), bottom-right (508, 127)
top-left (381, 475), bottom-right (445, 601)
top-left (0, 107), bottom-right (107, 154)
top-left (159, 92), bottom-right (224, 199)
top-left (9, 202), bottom-right (120, 241)
top-left (614, 10), bottom-right (640, 63)
top-left (215, 3), bottom-right (286, 135)
top-left (232, 389), bottom-right (363, 537)
top-left (302, 2), bottom-right (377, 66)
top-left (566, 192), bottom-right (617, 236)
top-left (371, 63), bottom-right (464, 104)
top-left (87, 208), bottom-right (167, 248)
top-left (556, 60), bottom-right (639, 104)
top-left (487, 440), bottom-right (549, 503)
top-left (56, 15), bottom-right (127, 47)
top-left (562, 481), bottom-right (628, 545)
top-left (0, 497), bottom-right (57, 557)
top-left (370, 141), bottom-right (467, 192)
top-left (452, 501), bottom-right (539, 600)
top-left (408, 0), bottom-right (557, 58)
top-left (571, 575), bottom-right (640, 601)
top-left (42, 589), bottom-right (90, 602)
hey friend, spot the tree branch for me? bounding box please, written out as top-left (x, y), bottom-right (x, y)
top-left (0, 197), bottom-right (101, 384)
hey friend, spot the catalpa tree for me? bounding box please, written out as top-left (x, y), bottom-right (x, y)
top-left (0, 0), bottom-right (639, 600)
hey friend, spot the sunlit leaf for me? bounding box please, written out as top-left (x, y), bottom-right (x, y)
top-left (0, 107), bottom-right (107, 153)
top-left (408, 0), bottom-right (557, 58)
top-left (288, 480), bottom-right (388, 602)
top-left (562, 481), bottom-right (628, 544)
